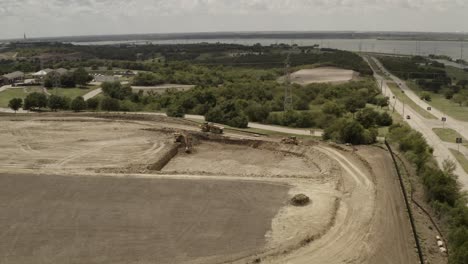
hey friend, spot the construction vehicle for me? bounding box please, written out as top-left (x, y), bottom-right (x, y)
top-left (174, 132), bottom-right (193, 153)
top-left (200, 122), bottom-right (224, 134)
top-left (281, 136), bottom-right (299, 145)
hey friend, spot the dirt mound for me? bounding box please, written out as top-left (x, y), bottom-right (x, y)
top-left (291, 194), bottom-right (310, 206)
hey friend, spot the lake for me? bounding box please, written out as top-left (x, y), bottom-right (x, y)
top-left (72, 38), bottom-right (467, 61)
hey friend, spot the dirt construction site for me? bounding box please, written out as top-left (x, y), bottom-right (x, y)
top-left (0, 113), bottom-right (420, 264)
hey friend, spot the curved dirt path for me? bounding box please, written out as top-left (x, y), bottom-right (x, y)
top-left (263, 146), bottom-right (418, 264)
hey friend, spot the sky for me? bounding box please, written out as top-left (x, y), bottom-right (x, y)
top-left (1, 0), bottom-right (468, 39)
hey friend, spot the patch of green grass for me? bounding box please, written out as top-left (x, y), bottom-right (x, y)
top-left (446, 66), bottom-right (468, 82)
top-left (433, 128), bottom-right (468, 147)
top-left (387, 82), bottom-right (437, 120)
top-left (433, 128), bottom-right (464, 142)
top-left (450, 149), bottom-right (468, 174)
top-left (50, 86), bottom-right (98, 99)
top-left (407, 81), bottom-right (468, 122)
top-left (0, 87), bottom-right (44, 107)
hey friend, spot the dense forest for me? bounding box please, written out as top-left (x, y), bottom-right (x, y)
top-left (378, 55), bottom-right (468, 106)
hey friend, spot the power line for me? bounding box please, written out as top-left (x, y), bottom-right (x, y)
top-left (283, 53), bottom-right (293, 112)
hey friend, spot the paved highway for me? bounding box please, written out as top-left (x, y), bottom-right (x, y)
top-left (368, 56), bottom-right (468, 191)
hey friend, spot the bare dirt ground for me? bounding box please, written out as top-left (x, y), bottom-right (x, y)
top-left (0, 174), bottom-right (288, 264)
top-left (0, 113), bottom-right (418, 264)
top-left (290, 67), bottom-right (358, 85)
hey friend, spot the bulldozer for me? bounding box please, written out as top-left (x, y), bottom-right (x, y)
top-left (200, 122), bottom-right (224, 134)
top-left (174, 132), bottom-right (193, 153)
top-left (281, 136), bottom-right (299, 145)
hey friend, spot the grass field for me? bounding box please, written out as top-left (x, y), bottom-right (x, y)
top-left (407, 81), bottom-right (468, 122)
top-left (432, 128), bottom-right (467, 146)
top-left (446, 66), bottom-right (468, 81)
top-left (51, 86), bottom-right (98, 98)
top-left (450, 149), bottom-right (468, 174)
top-left (0, 86), bottom-right (98, 108)
top-left (0, 87), bottom-right (44, 107)
top-left (387, 82), bottom-right (437, 120)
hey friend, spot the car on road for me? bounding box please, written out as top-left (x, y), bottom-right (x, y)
top-left (406, 115), bottom-right (411, 120)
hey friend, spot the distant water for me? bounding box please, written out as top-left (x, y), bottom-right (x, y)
top-left (71, 38), bottom-right (467, 61)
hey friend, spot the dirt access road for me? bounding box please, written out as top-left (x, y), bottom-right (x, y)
top-left (262, 146), bottom-right (418, 264)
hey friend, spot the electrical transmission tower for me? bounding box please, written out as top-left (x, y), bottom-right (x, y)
top-left (284, 53), bottom-right (293, 111)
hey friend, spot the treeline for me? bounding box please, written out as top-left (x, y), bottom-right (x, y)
top-left (9, 93), bottom-right (88, 112)
top-left (379, 55), bottom-right (468, 107)
top-left (7, 42), bottom-right (371, 76)
top-left (195, 50), bottom-right (372, 75)
top-left (378, 56), bottom-right (451, 92)
top-left (387, 124), bottom-right (468, 263)
top-left (95, 73), bottom-right (392, 145)
top-left (43, 68), bottom-right (93, 88)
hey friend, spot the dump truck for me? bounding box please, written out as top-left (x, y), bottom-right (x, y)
top-left (174, 132), bottom-right (193, 153)
top-left (200, 122), bottom-right (224, 134)
top-left (281, 136), bottom-right (299, 145)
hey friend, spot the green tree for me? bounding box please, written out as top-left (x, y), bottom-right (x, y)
top-left (86, 98), bottom-right (100, 110)
top-left (70, 96), bottom-right (87, 112)
top-left (132, 72), bottom-right (165, 86)
top-left (100, 97), bottom-right (120, 111)
top-left (377, 112), bottom-right (393, 126)
top-left (245, 102), bottom-right (271, 122)
top-left (23, 92), bottom-right (48, 111)
top-left (102, 82), bottom-right (132, 100)
top-left (60, 72), bottom-right (76, 88)
top-left (340, 120), bottom-right (367, 144)
top-left (322, 101), bottom-right (344, 117)
top-left (356, 108), bottom-right (380, 128)
top-left (420, 92), bottom-right (432, 101)
top-left (453, 94), bottom-right (466, 106)
top-left (8, 98), bottom-right (23, 113)
top-left (48, 95), bottom-right (70, 111)
top-left (166, 103), bottom-right (186, 118)
top-left (345, 97), bottom-right (366, 116)
top-left (73, 67), bottom-right (92, 86)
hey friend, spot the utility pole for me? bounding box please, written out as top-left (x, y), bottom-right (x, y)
top-left (53, 72), bottom-right (60, 95)
top-left (283, 53), bottom-right (293, 112)
top-left (461, 41), bottom-right (464, 61)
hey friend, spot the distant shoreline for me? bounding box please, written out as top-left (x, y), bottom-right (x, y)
top-left (2, 31), bottom-right (467, 43)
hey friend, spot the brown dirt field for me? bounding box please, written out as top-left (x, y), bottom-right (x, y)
top-left (290, 67), bottom-right (358, 85)
top-left (0, 116), bottom-right (173, 174)
top-left (0, 173), bottom-right (289, 264)
top-left (163, 142), bottom-right (323, 178)
top-left (0, 114), bottom-right (420, 264)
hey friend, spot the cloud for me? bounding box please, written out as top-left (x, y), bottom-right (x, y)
top-left (0, 0), bottom-right (467, 38)
top-left (2, 0), bottom-right (466, 17)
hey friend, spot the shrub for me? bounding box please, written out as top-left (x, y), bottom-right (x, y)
top-left (100, 97), bottom-right (120, 111)
top-left (166, 103), bottom-right (185, 118)
top-left (23, 92), bottom-right (47, 110)
top-left (86, 98), bottom-right (100, 110)
top-left (48, 95), bottom-right (70, 111)
top-left (291, 194), bottom-right (310, 206)
top-left (70, 96), bottom-right (86, 112)
top-left (8, 98), bottom-right (22, 112)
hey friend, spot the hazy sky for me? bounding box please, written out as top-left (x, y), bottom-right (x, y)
top-left (1, 0), bottom-right (467, 39)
